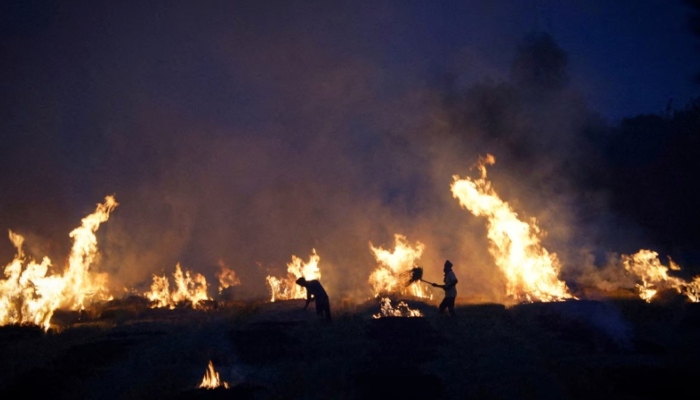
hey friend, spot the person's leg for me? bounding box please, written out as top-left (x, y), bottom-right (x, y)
top-left (324, 301), bottom-right (332, 322)
top-left (316, 297), bottom-right (331, 321)
top-left (438, 297), bottom-right (448, 314)
top-left (447, 297), bottom-right (456, 317)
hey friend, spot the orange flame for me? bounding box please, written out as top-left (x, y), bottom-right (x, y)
top-left (216, 260), bottom-right (241, 294)
top-left (622, 249), bottom-right (700, 302)
top-left (451, 155), bottom-right (573, 303)
top-left (266, 249), bottom-right (321, 302)
top-left (686, 277), bottom-right (700, 303)
top-left (372, 297), bottom-right (422, 318)
top-left (368, 234), bottom-right (432, 299)
top-left (0, 196), bottom-right (118, 330)
top-left (145, 263), bottom-right (211, 309)
top-left (199, 360), bottom-right (230, 389)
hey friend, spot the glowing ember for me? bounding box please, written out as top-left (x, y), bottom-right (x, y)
top-left (372, 297), bottom-right (422, 318)
top-left (368, 234), bottom-right (432, 299)
top-left (145, 263), bottom-right (211, 309)
top-left (451, 155), bottom-right (573, 303)
top-left (266, 249), bottom-right (321, 302)
top-left (0, 196), bottom-right (118, 330)
top-left (622, 249), bottom-right (700, 303)
top-left (216, 260), bottom-right (241, 294)
top-left (199, 360), bottom-right (230, 389)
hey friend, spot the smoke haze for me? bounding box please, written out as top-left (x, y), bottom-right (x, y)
top-left (1, 1), bottom-right (698, 302)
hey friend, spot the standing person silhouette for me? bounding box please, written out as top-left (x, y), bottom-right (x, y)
top-left (432, 260), bottom-right (458, 316)
top-left (295, 277), bottom-right (331, 322)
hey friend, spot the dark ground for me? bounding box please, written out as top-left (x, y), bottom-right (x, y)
top-left (1, 294), bottom-right (699, 400)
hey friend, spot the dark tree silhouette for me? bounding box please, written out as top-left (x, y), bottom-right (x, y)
top-left (685, 0), bottom-right (700, 83)
top-left (604, 98), bottom-right (700, 270)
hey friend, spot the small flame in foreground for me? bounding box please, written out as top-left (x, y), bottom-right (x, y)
top-left (266, 249), bottom-right (321, 302)
top-left (199, 360), bottom-right (230, 389)
top-left (369, 234), bottom-right (432, 299)
top-left (0, 196), bottom-right (117, 330)
top-left (451, 155), bottom-right (573, 303)
top-left (145, 264), bottom-right (211, 309)
top-left (622, 249), bottom-right (700, 302)
top-left (372, 297), bottom-right (422, 318)
top-left (216, 260), bottom-right (241, 294)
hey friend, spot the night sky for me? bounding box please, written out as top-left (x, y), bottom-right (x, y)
top-left (1, 0), bottom-right (699, 301)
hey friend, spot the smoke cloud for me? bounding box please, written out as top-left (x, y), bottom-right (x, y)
top-left (1, 1), bottom-right (696, 303)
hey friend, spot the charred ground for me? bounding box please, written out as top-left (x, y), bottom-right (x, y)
top-left (1, 295), bottom-right (699, 400)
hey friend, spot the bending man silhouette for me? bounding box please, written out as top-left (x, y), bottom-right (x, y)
top-left (296, 277), bottom-right (331, 322)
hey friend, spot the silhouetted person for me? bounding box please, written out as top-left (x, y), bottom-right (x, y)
top-left (295, 277), bottom-right (331, 322)
top-left (432, 260), bottom-right (458, 316)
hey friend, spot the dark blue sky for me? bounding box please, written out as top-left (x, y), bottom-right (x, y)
top-left (2, 1), bottom-right (698, 123)
top-left (385, 0), bottom-right (700, 120)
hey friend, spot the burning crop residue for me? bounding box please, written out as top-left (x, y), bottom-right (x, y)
top-left (0, 196), bottom-right (118, 330)
top-left (198, 360), bottom-right (230, 389)
top-left (368, 234), bottom-right (432, 299)
top-left (4, 155), bottom-right (700, 338)
top-left (451, 155), bottom-right (573, 303)
top-left (145, 263), bottom-right (212, 309)
top-left (449, 154), bottom-right (700, 305)
top-left (622, 249), bottom-right (700, 303)
top-left (372, 297), bottom-right (422, 318)
top-left (216, 260), bottom-right (241, 294)
top-left (265, 249), bottom-right (321, 302)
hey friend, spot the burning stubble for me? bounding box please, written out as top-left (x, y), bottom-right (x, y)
top-left (451, 154), bottom-right (574, 303)
top-left (4, 154), bottom-right (700, 333)
top-left (0, 196), bottom-right (118, 330)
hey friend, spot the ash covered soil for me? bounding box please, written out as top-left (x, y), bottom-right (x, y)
top-left (1, 295), bottom-right (700, 400)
